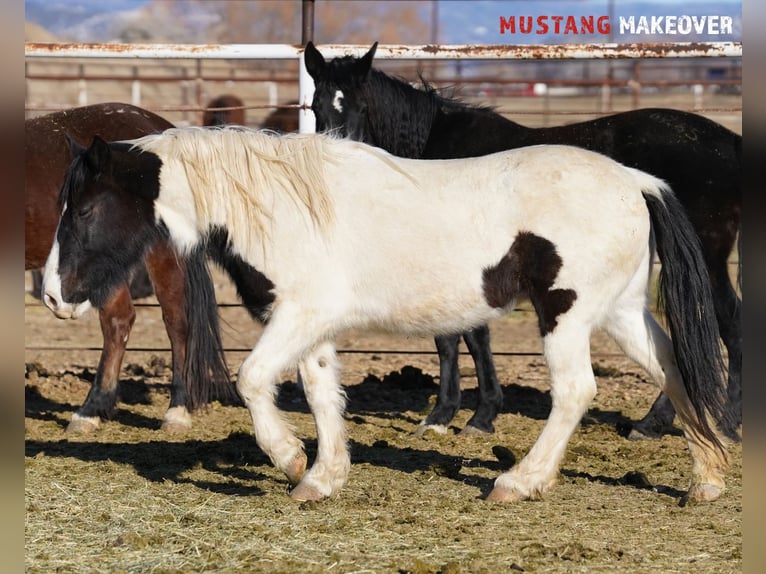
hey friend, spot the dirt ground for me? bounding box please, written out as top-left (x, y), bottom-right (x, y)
top-left (24, 266), bottom-right (742, 573)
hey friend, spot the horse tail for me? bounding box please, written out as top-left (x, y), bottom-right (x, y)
top-left (182, 246), bottom-right (239, 410)
top-left (639, 176), bottom-right (736, 451)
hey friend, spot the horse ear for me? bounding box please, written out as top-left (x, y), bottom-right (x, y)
top-left (303, 41), bottom-right (325, 80)
top-left (356, 41), bottom-right (378, 81)
top-left (83, 135), bottom-right (112, 174)
top-left (65, 133), bottom-right (87, 159)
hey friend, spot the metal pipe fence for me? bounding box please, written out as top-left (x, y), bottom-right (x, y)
top-left (26, 41), bottom-right (742, 131)
top-left (24, 41), bottom-right (741, 357)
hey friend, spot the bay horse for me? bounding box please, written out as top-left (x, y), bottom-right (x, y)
top-left (41, 126), bottom-right (734, 503)
top-left (304, 41), bottom-right (742, 440)
top-left (260, 101), bottom-right (300, 133)
top-left (26, 103), bottom-right (236, 433)
top-left (202, 94), bottom-right (246, 127)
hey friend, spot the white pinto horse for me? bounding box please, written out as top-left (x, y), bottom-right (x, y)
top-left (42, 127), bottom-right (734, 504)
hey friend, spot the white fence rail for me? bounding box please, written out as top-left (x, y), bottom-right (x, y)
top-left (25, 41), bottom-right (742, 132)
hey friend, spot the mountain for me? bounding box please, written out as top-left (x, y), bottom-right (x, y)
top-left (25, 0), bottom-right (150, 42)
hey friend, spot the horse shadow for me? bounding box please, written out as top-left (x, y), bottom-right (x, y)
top-left (26, 367), bottom-right (682, 501)
top-left (25, 431), bottom-right (271, 497)
top-left (307, 365), bottom-right (645, 436)
top-left (25, 373), bottom-right (181, 432)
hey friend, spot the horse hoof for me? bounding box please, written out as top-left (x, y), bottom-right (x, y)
top-left (161, 406), bottom-right (192, 434)
top-left (284, 451), bottom-right (308, 485)
top-left (685, 482), bottom-right (724, 504)
top-left (485, 486), bottom-right (525, 503)
top-left (67, 413), bottom-right (100, 434)
top-left (414, 423), bottom-right (448, 437)
top-left (459, 425), bottom-right (491, 436)
top-left (627, 427), bottom-right (663, 441)
top-left (290, 482), bottom-right (325, 502)
top-left (161, 419), bottom-right (192, 434)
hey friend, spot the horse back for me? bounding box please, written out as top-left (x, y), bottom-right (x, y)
top-left (528, 108), bottom-right (741, 224)
top-left (426, 106), bottom-right (739, 238)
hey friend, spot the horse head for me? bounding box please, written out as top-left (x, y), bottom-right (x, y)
top-left (42, 134), bottom-right (163, 318)
top-left (304, 41), bottom-right (377, 141)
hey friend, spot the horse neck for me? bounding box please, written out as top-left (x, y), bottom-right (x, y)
top-left (362, 72), bottom-right (438, 159)
top-left (421, 102), bottom-right (535, 159)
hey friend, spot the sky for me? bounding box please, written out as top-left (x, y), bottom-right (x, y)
top-left (439, 0), bottom-right (741, 44)
top-left (26, 1), bottom-right (742, 44)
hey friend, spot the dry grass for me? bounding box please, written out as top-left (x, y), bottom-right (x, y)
top-left (25, 309), bottom-right (742, 573)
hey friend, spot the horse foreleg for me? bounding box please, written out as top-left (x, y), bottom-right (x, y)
top-left (237, 305), bottom-right (318, 488)
top-left (145, 244), bottom-right (192, 433)
top-left (461, 325), bottom-right (503, 434)
top-left (68, 284), bottom-right (135, 434)
top-left (416, 333), bottom-right (461, 435)
top-left (290, 341), bottom-right (349, 501)
top-left (488, 322), bottom-right (595, 501)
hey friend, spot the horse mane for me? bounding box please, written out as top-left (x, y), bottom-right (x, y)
top-left (58, 153), bottom-right (87, 212)
top-left (417, 75), bottom-right (499, 115)
top-left (360, 68), bottom-right (501, 156)
top-left (130, 127), bottom-right (335, 241)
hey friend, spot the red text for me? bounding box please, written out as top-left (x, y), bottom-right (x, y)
top-left (499, 15), bottom-right (611, 35)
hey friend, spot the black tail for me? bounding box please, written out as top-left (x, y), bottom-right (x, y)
top-left (643, 188), bottom-right (738, 450)
top-left (182, 246), bottom-right (239, 410)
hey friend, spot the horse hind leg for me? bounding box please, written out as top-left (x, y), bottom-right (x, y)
top-left (488, 319), bottom-right (595, 502)
top-left (416, 333), bottom-right (461, 436)
top-left (629, 392), bottom-right (677, 440)
top-left (709, 260), bottom-right (742, 431)
top-left (146, 246), bottom-right (192, 433)
top-left (461, 324), bottom-right (503, 435)
top-left (604, 304), bottom-right (728, 503)
top-left (631, 255), bottom-right (743, 441)
top-left (68, 284), bottom-right (135, 434)
top-left (290, 341), bottom-right (350, 501)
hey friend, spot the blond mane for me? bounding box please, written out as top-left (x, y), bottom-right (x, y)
top-left (130, 127), bottom-right (335, 241)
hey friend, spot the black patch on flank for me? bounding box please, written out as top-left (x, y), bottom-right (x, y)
top-left (483, 231), bottom-right (577, 336)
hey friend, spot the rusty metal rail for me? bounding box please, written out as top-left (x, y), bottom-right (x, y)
top-left (25, 41), bottom-right (742, 60)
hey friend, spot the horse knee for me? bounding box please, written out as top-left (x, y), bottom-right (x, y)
top-left (236, 360), bottom-right (270, 403)
top-left (99, 286), bottom-right (136, 337)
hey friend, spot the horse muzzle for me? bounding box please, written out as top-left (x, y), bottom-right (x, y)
top-left (42, 291), bottom-right (92, 320)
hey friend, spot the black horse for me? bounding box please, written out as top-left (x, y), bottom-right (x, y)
top-left (304, 41), bottom-right (742, 440)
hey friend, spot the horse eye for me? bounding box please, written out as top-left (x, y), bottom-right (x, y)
top-left (77, 206), bottom-right (93, 219)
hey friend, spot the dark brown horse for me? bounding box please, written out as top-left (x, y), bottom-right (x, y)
top-left (26, 102), bottom-right (234, 433)
top-left (260, 101), bottom-right (300, 133)
top-left (202, 94), bottom-right (246, 126)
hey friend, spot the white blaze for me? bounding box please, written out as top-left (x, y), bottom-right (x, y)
top-left (41, 216), bottom-right (93, 320)
top-left (332, 90), bottom-right (344, 114)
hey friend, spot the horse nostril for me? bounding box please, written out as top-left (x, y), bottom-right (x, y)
top-left (43, 291), bottom-right (59, 311)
